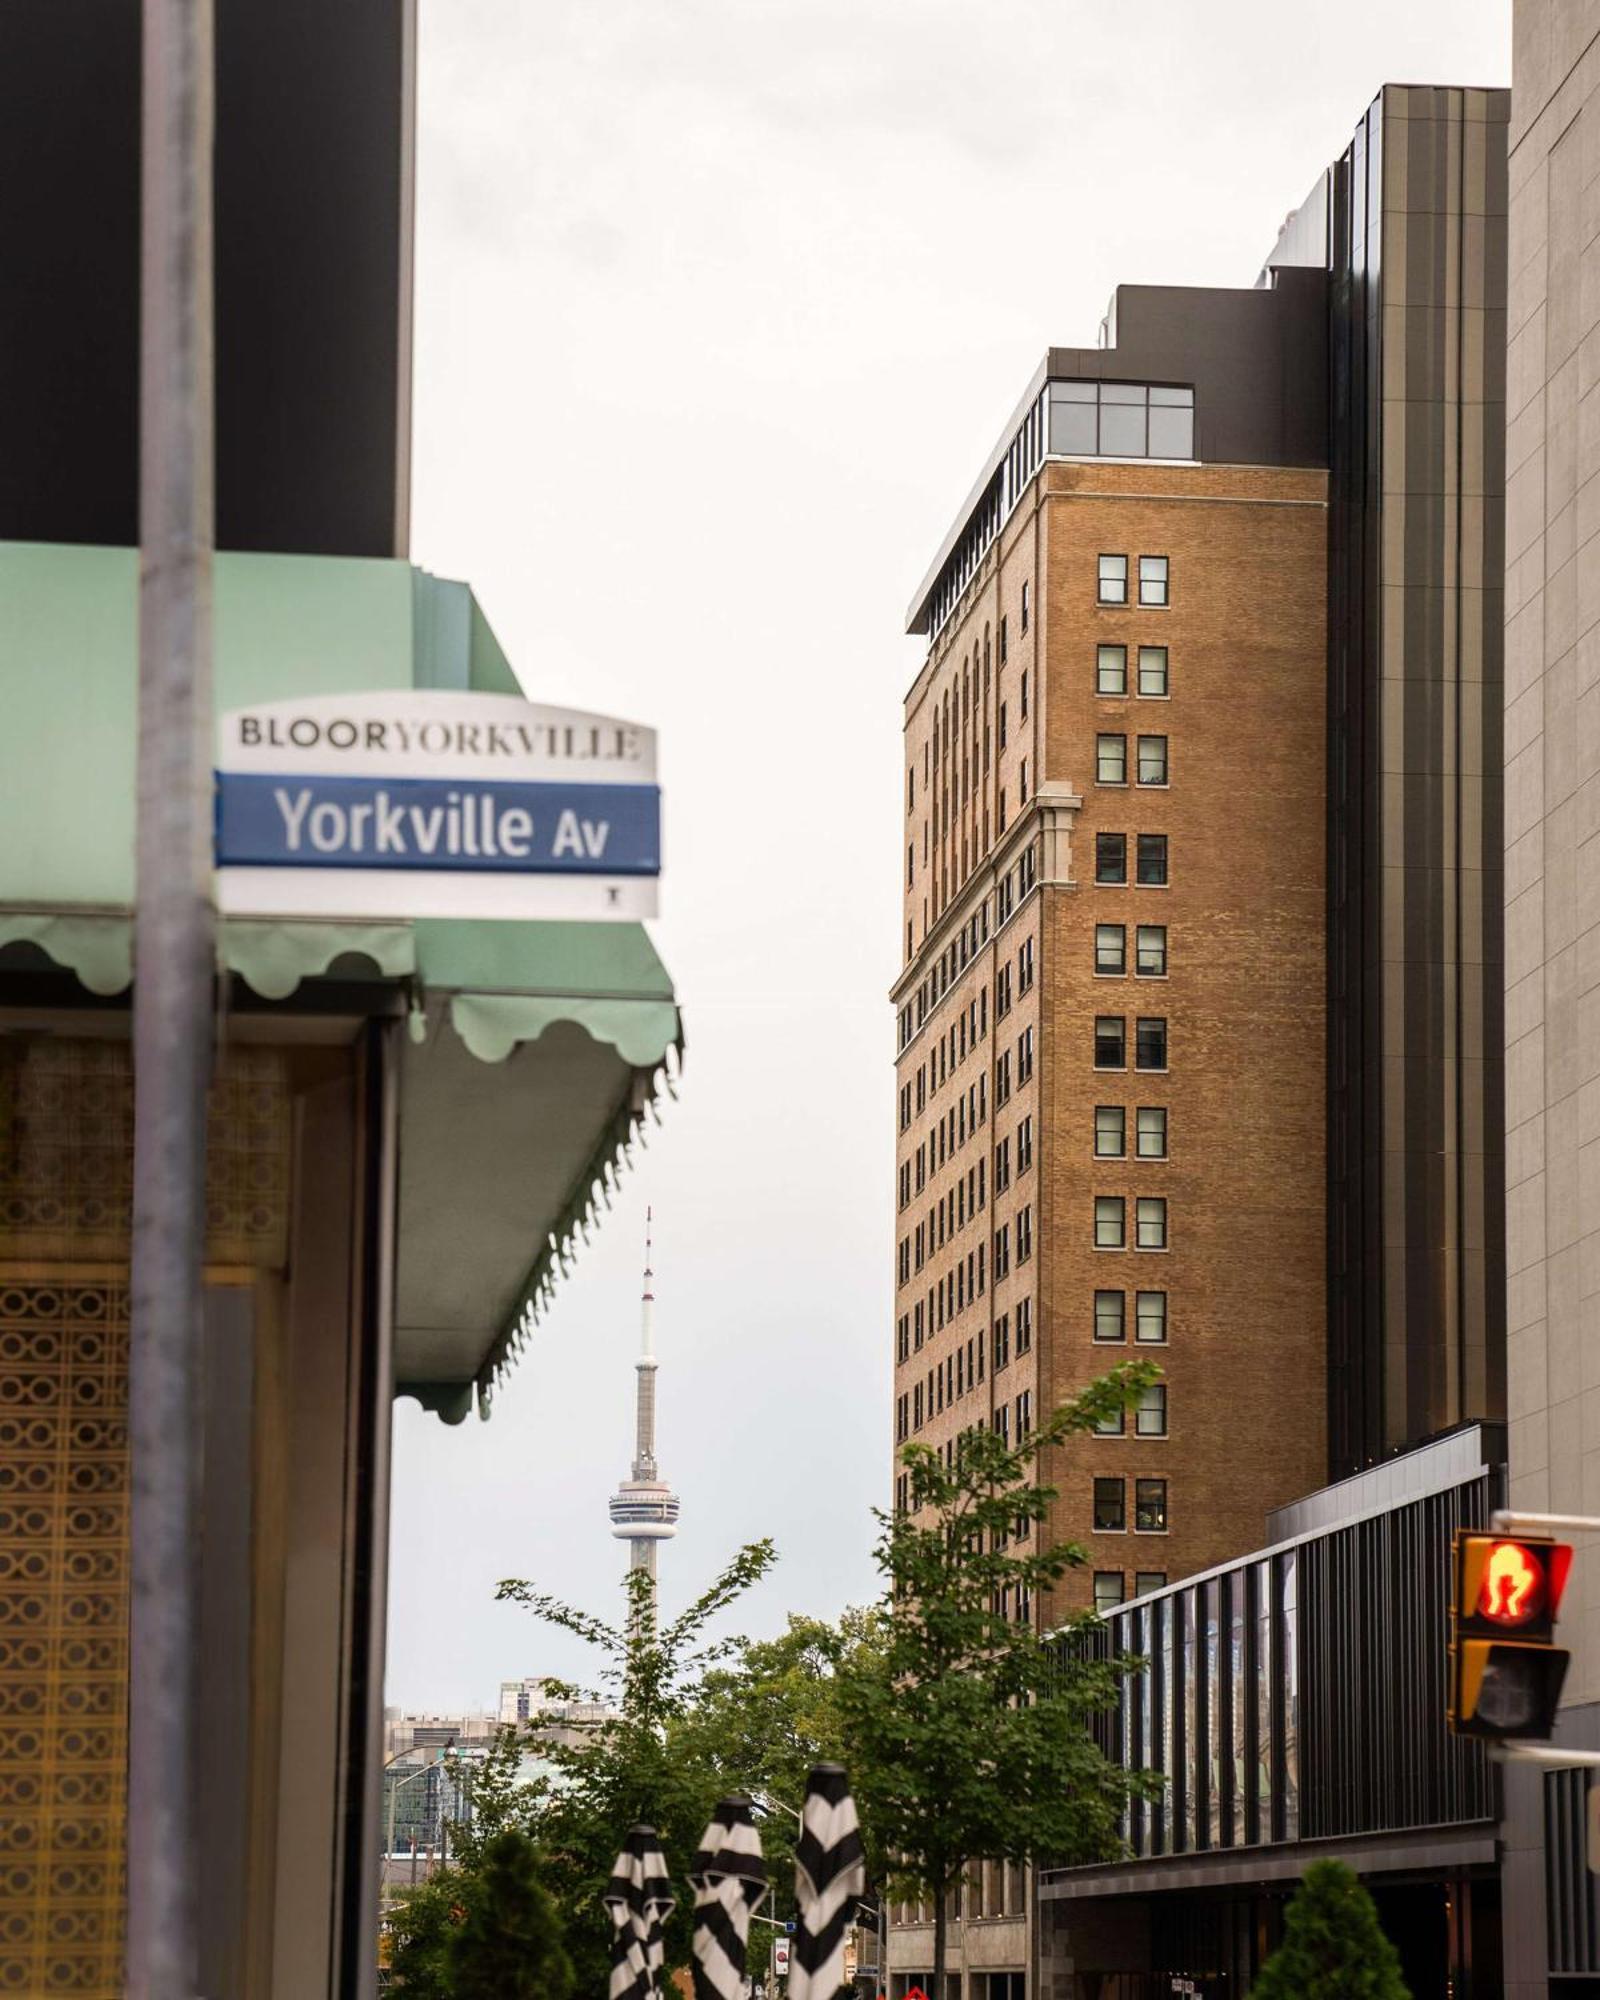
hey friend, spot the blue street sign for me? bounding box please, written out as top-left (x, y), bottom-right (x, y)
top-left (215, 772), bottom-right (661, 877)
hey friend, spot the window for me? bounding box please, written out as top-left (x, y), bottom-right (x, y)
top-left (1096, 734), bottom-right (1127, 785)
top-left (1135, 1479), bottom-right (1168, 1532)
top-left (1136, 834), bottom-right (1168, 886)
top-left (1018, 938), bottom-right (1035, 992)
top-left (1136, 1290), bottom-right (1167, 1344)
top-left (1049, 381), bottom-right (1195, 460)
top-left (1136, 1384), bottom-right (1168, 1437)
top-left (1098, 554), bottom-right (1128, 605)
top-left (1094, 1477), bottom-right (1127, 1532)
top-left (1135, 1017), bottom-right (1167, 1070)
top-left (993, 1224), bottom-right (1010, 1278)
top-left (1016, 1390), bottom-right (1032, 1439)
top-left (1016, 1116), bottom-right (1033, 1173)
top-left (1021, 582), bottom-right (1030, 634)
top-left (994, 1138), bottom-right (1011, 1195)
top-left (1094, 1401), bottom-right (1125, 1436)
top-left (1094, 1572), bottom-right (1126, 1615)
top-left (1136, 1106), bottom-right (1167, 1159)
top-left (1094, 1290), bottom-right (1126, 1342)
top-left (1134, 1570), bottom-right (1168, 1597)
top-left (999, 702), bottom-right (1007, 751)
top-left (1097, 644), bottom-right (1128, 694)
top-left (1137, 736), bottom-right (1168, 786)
top-left (1096, 833), bottom-right (1127, 885)
top-left (1094, 1196), bottom-right (1126, 1248)
top-left (1095, 1016), bottom-right (1126, 1068)
top-left (1138, 646), bottom-right (1169, 697)
top-left (1016, 1297), bottom-right (1032, 1352)
top-left (1016, 1206), bottom-right (1033, 1263)
top-left (1096, 923), bottom-right (1126, 975)
top-left (1021, 668), bottom-right (1029, 719)
top-left (1017, 1027), bottom-right (1033, 1084)
top-left (1136, 1197), bottom-right (1167, 1249)
top-left (1136, 925), bottom-right (1167, 977)
top-left (1095, 1105), bottom-right (1126, 1158)
top-left (994, 1314), bottom-right (1010, 1371)
top-left (1138, 556), bottom-right (1169, 607)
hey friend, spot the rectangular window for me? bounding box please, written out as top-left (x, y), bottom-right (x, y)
top-left (1095, 1105), bottom-right (1126, 1158)
top-left (1136, 1290), bottom-right (1167, 1343)
top-left (1134, 1570), bottom-right (1168, 1598)
top-left (1094, 1289), bottom-right (1126, 1342)
top-left (1016, 1390), bottom-right (1032, 1440)
top-left (1138, 556), bottom-right (1169, 607)
top-left (1098, 554), bottom-right (1128, 605)
top-left (1095, 1016), bottom-right (1126, 1068)
top-left (1094, 1477), bottom-right (1127, 1532)
top-left (1096, 923), bottom-right (1126, 974)
top-left (1136, 1479), bottom-right (1168, 1532)
top-left (1096, 833), bottom-right (1127, 884)
top-left (1017, 1027), bottom-right (1034, 1084)
top-left (1137, 834), bottom-right (1168, 886)
top-left (1135, 1018), bottom-right (1167, 1071)
top-left (1099, 382), bottom-right (1146, 456)
top-left (1148, 386), bottom-right (1195, 458)
top-left (1017, 1115), bottom-right (1033, 1173)
top-left (1094, 1572), bottom-right (1127, 1615)
top-left (1094, 1401), bottom-right (1125, 1436)
top-left (1137, 736), bottom-right (1168, 786)
top-left (993, 1313), bottom-right (1010, 1371)
top-left (1136, 1384), bottom-right (1168, 1437)
top-left (1097, 734), bottom-right (1127, 785)
top-left (1095, 1196), bottom-right (1126, 1249)
top-left (1136, 1197), bottom-right (1167, 1250)
top-left (1021, 581), bottom-right (1030, 634)
top-left (1097, 644), bottom-right (1128, 694)
top-left (994, 1139), bottom-right (1011, 1194)
top-left (1138, 646), bottom-right (1169, 697)
top-left (1017, 937), bottom-right (1034, 992)
top-left (1016, 1206), bottom-right (1033, 1263)
top-left (1136, 1106), bottom-right (1168, 1159)
top-left (1136, 925), bottom-right (1167, 977)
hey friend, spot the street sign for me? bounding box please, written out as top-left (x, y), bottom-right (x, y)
top-left (215, 691), bottom-right (661, 922)
top-left (774, 1940), bottom-right (790, 1978)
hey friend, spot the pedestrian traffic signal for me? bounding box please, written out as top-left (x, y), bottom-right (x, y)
top-left (1449, 1532), bottom-right (1573, 1739)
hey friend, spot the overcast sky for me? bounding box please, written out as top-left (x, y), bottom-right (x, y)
top-left (386, 0), bottom-right (1512, 1712)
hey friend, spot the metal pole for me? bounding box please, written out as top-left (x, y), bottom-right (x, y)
top-left (1492, 1509), bottom-right (1600, 1537)
top-left (128, 1), bottom-right (215, 1995)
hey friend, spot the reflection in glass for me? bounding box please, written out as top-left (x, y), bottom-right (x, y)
top-left (1181, 1592), bottom-right (1196, 1852)
top-left (1137, 1605), bottom-right (1154, 1855)
top-left (1100, 401), bottom-right (1146, 456)
top-left (1256, 1559), bottom-right (1271, 1842)
top-left (1159, 1598), bottom-right (1173, 1855)
top-left (1205, 1578), bottom-right (1221, 1848)
top-left (1282, 1552), bottom-right (1299, 1840)
top-left (1230, 1574), bottom-right (1247, 1847)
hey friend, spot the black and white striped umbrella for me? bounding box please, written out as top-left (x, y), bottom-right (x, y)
top-left (604, 1823), bottom-right (676, 2000)
top-left (690, 1795), bottom-right (769, 2000)
top-left (789, 1765), bottom-right (867, 2000)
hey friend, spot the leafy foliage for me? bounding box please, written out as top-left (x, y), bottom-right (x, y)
top-left (1252, 1861), bottom-right (1412, 1999)
top-left (833, 1363), bottom-right (1163, 2000)
top-left (495, 1543), bottom-right (783, 1990)
top-left (446, 1829), bottom-right (574, 2000)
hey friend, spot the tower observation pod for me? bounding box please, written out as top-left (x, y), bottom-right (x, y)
top-left (608, 1210), bottom-right (680, 1622)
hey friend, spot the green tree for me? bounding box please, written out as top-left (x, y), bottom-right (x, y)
top-left (495, 1542), bottom-right (778, 1991)
top-left (386, 1729), bottom-right (551, 1996)
top-left (1252, 1861), bottom-right (1411, 1999)
top-left (447, 1828), bottom-right (574, 2000)
top-left (834, 1363), bottom-right (1163, 2000)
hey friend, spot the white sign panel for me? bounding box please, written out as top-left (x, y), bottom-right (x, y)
top-left (215, 691), bottom-right (661, 923)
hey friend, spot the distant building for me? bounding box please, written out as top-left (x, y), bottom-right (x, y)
top-left (496, 1681), bottom-right (616, 1743)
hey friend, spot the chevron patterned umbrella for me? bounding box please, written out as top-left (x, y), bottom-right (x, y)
top-left (604, 1823), bottom-right (676, 2000)
top-left (789, 1765), bottom-right (867, 2000)
top-left (690, 1795), bottom-right (769, 2000)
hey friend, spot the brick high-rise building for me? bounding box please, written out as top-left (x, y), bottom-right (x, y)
top-left (891, 283), bottom-right (1332, 1612)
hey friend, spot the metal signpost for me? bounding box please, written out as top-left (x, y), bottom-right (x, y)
top-left (128, 1), bottom-right (215, 1993)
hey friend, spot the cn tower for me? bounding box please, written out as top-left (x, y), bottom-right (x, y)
top-left (607, 1210), bottom-right (680, 1626)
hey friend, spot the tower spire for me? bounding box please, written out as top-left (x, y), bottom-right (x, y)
top-left (608, 1208), bottom-right (679, 1629)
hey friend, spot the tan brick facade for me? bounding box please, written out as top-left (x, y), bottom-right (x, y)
top-left (892, 458), bottom-right (1329, 1615)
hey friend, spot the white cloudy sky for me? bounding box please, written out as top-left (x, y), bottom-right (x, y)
top-left (387, 0), bottom-right (1511, 1710)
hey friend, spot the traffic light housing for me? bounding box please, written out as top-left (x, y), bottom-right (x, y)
top-left (1449, 1532), bottom-right (1573, 1739)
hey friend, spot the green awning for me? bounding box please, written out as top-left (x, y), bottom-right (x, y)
top-left (0, 540), bottom-right (683, 1424)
